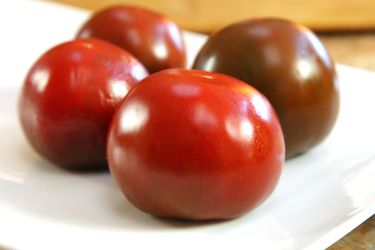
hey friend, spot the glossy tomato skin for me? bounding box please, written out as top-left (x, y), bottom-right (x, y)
top-left (77, 5), bottom-right (186, 73)
top-left (19, 39), bottom-right (148, 170)
top-left (193, 18), bottom-right (340, 158)
top-left (107, 69), bottom-right (284, 220)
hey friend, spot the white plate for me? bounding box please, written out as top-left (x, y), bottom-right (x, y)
top-left (0, 1), bottom-right (374, 250)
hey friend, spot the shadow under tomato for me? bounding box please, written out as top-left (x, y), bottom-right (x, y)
top-left (4, 136), bottom-right (221, 232)
top-left (152, 215), bottom-right (228, 228)
top-left (104, 183), bottom-right (226, 230)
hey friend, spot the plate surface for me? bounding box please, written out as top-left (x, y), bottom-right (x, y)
top-left (0, 1), bottom-right (374, 250)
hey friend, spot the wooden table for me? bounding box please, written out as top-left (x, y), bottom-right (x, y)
top-left (45, 1), bottom-right (375, 248)
top-left (320, 32), bottom-right (375, 72)
top-left (328, 215), bottom-right (374, 249)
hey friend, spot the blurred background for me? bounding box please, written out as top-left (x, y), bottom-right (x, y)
top-left (49, 0), bottom-right (375, 72)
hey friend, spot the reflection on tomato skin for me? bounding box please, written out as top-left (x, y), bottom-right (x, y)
top-left (193, 18), bottom-right (339, 158)
top-left (107, 69), bottom-right (285, 220)
top-left (77, 5), bottom-right (187, 74)
top-left (19, 39), bottom-right (148, 170)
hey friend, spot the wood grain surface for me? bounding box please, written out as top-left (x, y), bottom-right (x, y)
top-left (51, 0), bottom-right (375, 33)
top-left (328, 215), bottom-right (374, 250)
top-left (320, 32), bottom-right (375, 72)
top-left (44, 1), bottom-right (375, 249)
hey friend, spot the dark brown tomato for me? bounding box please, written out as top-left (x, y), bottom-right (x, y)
top-left (77, 5), bottom-right (187, 73)
top-left (193, 18), bottom-right (339, 158)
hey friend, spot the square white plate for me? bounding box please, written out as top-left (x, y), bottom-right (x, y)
top-left (0, 1), bottom-right (374, 249)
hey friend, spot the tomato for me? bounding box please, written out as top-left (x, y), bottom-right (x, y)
top-left (107, 69), bottom-right (284, 220)
top-left (193, 18), bottom-right (340, 158)
top-left (19, 39), bottom-right (148, 170)
top-left (77, 5), bottom-right (187, 73)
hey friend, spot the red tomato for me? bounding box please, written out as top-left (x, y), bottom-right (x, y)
top-left (19, 39), bottom-right (148, 170)
top-left (107, 69), bottom-right (285, 220)
top-left (77, 5), bottom-right (186, 73)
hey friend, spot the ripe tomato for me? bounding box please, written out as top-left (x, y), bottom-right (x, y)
top-left (193, 18), bottom-right (340, 158)
top-left (107, 69), bottom-right (285, 220)
top-left (77, 5), bottom-right (186, 73)
top-left (19, 39), bottom-right (148, 170)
